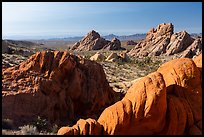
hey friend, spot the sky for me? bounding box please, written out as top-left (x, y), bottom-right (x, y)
top-left (2, 2), bottom-right (202, 39)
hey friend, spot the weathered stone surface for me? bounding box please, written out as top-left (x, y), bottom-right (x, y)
top-left (90, 52), bottom-right (106, 61)
top-left (70, 42), bottom-right (80, 50)
top-left (146, 23), bottom-right (173, 41)
top-left (58, 72), bottom-right (167, 135)
top-left (70, 31), bottom-right (125, 51)
top-left (101, 72), bottom-right (167, 135)
top-left (129, 23), bottom-right (173, 57)
top-left (157, 57), bottom-right (202, 132)
top-left (181, 38), bottom-right (202, 58)
top-left (57, 118), bottom-right (103, 135)
top-left (105, 53), bottom-right (119, 62)
top-left (105, 52), bottom-right (129, 62)
top-left (70, 30), bottom-right (109, 51)
top-left (57, 56), bottom-right (202, 135)
top-left (103, 38), bottom-right (125, 50)
top-left (2, 51), bottom-right (120, 127)
top-left (128, 23), bottom-right (201, 58)
top-left (166, 31), bottom-right (194, 55)
top-left (193, 53), bottom-right (202, 70)
top-left (193, 54), bottom-right (202, 87)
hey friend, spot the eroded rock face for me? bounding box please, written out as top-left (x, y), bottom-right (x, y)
top-left (157, 57), bottom-right (202, 134)
top-left (90, 52), bottom-right (106, 61)
top-left (2, 51), bottom-right (120, 127)
top-left (166, 31), bottom-right (194, 55)
top-left (129, 23), bottom-right (173, 57)
top-left (70, 31), bottom-right (125, 51)
top-left (105, 52), bottom-right (130, 62)
top-left (146, 23), bottom-right (174, 41)
top-left (57, 118), bottom-right (103, 135)
top-left (105, 53), bottom-right (119, 62)
top-left (193, 53), bottom-right (202, 70)
top-left (70, 30), bottom-right (109, 51)
top-left (128, 23), bottom-right (201, 58)
top-left (181, 38), bottom-right (202, 58)
top-left (103, 38), bottom-right (125, 50)
top-left (98, 72), bottom-right (167, 135)
top-left (58, 55), bottom-right (202, 135)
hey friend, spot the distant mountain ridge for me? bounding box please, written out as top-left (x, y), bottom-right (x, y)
top-left (47, 33), bottom-right (146, 41)
top-left (103, 34), bottom-right (146, 41)
top-left (3, 33), bottom-right (201, 42)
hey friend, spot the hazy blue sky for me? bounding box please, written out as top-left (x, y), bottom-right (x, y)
top-left (2, 2), bottom-right (202, 39)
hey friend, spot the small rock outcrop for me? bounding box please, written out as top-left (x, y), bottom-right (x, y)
top-left (2, 51), bottom-right (120, 127)
top-left (90, 52), bottom-right (106, 61)
top-left (103, 38), bottom-right (125, 50)
top-left (105, 53), bottom-right (119, 62)
top-left (118, 52), bottom-right (130, 62)
top-left (105, 52), bottom-right (130, 62)
top-left (128, 23), bottom-right (201, 58)
top-left (58, 54), bottom-right (202, 135)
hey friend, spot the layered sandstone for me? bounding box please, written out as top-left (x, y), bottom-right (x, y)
top-left (71, 30), bottom-right (125, 51)
top-left (128, 23), bottom-right (202, 58)
top-left (2, 51), bottom-right (120, 127)
top-left (58, 54), bottom-right (202, 135)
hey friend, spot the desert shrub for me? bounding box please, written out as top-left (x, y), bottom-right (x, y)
top-left (19, 125), bottom-right (39, 135)
top-left (130, 56), bottom-right (161, 74)
top-left (33, 116), bottom-right (49, 131)
top-left (50, 124), bottom-right (59, 134)
top-left (117, 57), bottom-right (125, 66)
top-left (144, 56), bottom-right (152, 64)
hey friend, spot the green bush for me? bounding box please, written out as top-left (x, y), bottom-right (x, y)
top-left (33, 116), bottom-right (49, 131)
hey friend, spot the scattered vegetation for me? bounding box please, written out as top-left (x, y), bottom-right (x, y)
top-left (2, 116), bottom-right (59, 135)
top-left (18, 125), bottom-right (39, 135)
top-left (130, 56), bottom-right (161, 74)
top-left (33, 116), bottom-right (49, 131)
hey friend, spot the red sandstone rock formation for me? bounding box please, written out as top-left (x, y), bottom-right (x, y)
top-left (193, 53), bottom-right (202, 69)
top-left (57, 54), bottom-right (202, 135)
top-left (2, 51), bottom-right (120, 127)
top-left (157, 57), bottom-right (202, 135)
